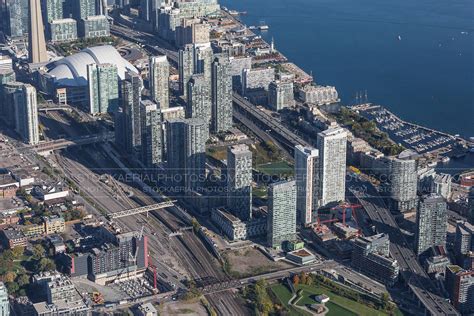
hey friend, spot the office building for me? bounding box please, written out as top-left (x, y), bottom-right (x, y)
top-left (63, 228), bottom-right (148, 285)
top-left (13, 83), bottom-right (39, 145)
top-left (72, 0), bottom-right (95, 20)
top-left (44, 215), bottom-right (65, 235)
top-left (424, 249), bottom-right (451, 274)
top-left (227, 144), bottom-right (252, 221)
top-left (2, 0), bottom-right (28, 38)
top-left (78, 15), bottom-right (110, 39)
top-left (87, 63), bottom-right (119, 114)
top-left (149, 55), bottom-right (169, 109)
top-left (351, 233), bottom-right (399, 286)
top-left (415, 194), bottom-right (448, 256)
top-left (178, 44), bottom-right (194, 98)
top-left (295, 145), bottom-right (319, 226)
top-left (48, 18), bottom-right (77, 42)
top-left (32, 274), bottom-right (91, 315)
top-left (194, 43), bottom-right (213, 80)
top-left (445, 265), bottom-right (474, 314)
top-left (1, 228), bottom-right (27, 248)
top-left (140, 100), bottom-right (162, 168)
top-left (454, 221), bottom-right (474, 267)
top-left (43, 0), bottom-right (63, 22)
top-left (227, 56), bottom-right (252, 90)
top-left (431, 173), bottom-right (452, 200)
top-left (267, 180), bottom-right (297, 249)
top-left (242, 67), bottom-right (275, 94)
top-left (269, 80), bottom-right (295, 111)
top-left (186, 74), bottom-right (211, 126)
top-left (155, 5), bottom-right (182, 41)
top-left (179, 42), bottom-right (213, 100)
top-left (211, 55), bottom-right (232, 133)
top-left (0, 282), bottom-right (8, 316)
top-left (121, 72), bottom-right (143, 156)
top-left (0, 71), bottom-right (16, 125)
top-left (211, 207), bottom-right (266, 241)
top-left (137, 303), bottom-right (158, 316)
top-left (166, 118), bottom-right (208, 193)
top-left (385, 152), bottom-right (418, 212)
top-left (183, 117), bottom-right (208, 193)
top-left (0, 55), bottom-right (13, 73)
top-left (160, 106), bottom-right (185, 156)
top-left (155, 1), bottom-right (219, 41)
top-left (298, 85), bottom-right (339, 105)
top-left (317, 127), bottom-right (347, 207)
top-left (28, 0), bottom-right (48, 63)
top-left (175, 18), bottom-right (210, 48)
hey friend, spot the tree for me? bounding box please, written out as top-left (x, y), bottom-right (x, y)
top-left (16, 274), bottom-right (29, 287)
top-left (38, 258), bottom-right (56, 272)
top-left (292, 274), bottom-right (300, 286)
top-left (380, 292), bottom-right (390, 310)
top-left (32, 244), bottom-right (45, 259)
top-left (300, 272), bottom-right (307, 285)
top-left (11, 246), bottom-right (24, 259)
top-left (6, 282), bottom-right (19, 294)
top-left (253, 281), bottom-right (273, 315)
top-left (3, 271), bottom-right (17, 283)
top-left (305, 275), bottom-right (313, 285)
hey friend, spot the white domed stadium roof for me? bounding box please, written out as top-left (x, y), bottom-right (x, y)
top-left (47, 45), bottom-right (138, 87)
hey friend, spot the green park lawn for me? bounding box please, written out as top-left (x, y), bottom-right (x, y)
top-left (257, 161), bottom-right (293, 176)
top-left (270, 284), bottom-right (401, 316)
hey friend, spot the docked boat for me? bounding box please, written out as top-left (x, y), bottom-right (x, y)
top-left (258, 21), bottom-right (269, 30)
top-left (441, 156), bottom-right (450, 163)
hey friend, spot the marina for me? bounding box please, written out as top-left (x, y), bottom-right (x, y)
top-left (351, 104), bottom-right (466, 155)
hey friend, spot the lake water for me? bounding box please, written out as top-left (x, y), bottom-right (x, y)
top-left (221, 0), bottom-right (474, 138)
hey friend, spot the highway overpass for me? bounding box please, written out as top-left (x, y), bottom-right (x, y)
top-left (29, 132), bottom-right (114, 153)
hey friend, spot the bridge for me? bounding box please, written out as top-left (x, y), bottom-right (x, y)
top-left (38, 105), bottom-right (73, 112)
top-left (108, 201), bottom-right (176, 219)
top-left (30, 132), bottom-right (114, 152)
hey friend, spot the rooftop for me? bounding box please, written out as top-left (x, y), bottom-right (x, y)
top-left (46, 45), bottom-right (138, 87)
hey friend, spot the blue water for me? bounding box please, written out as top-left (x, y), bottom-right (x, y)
top-left (221, 0), bottom-right (474, 138)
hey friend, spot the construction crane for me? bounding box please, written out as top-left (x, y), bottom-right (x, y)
top-left (316, 202), bottom-right (362, 228)
top-left (147, 255), bottom-right (158, 292)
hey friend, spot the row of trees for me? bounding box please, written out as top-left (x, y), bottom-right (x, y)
top-left (243, 280), bottom-right (274, 315)
top-left (292, 271), bottom-right (313, 286)
top-left (335, 107), bottom-right (405, 156)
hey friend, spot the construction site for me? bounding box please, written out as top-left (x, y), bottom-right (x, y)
top-left (312, 203), bottom-right (364, 257)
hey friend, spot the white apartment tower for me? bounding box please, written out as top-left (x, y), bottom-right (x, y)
top-left (295, 145), bottom-right (319, 226)
top-left (14, 84), bottom-right (39, 145)
top-left (317, 127), bottom-right (347, 207)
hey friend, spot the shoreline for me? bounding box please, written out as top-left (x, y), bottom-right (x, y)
top-left (223, 8), bottom-right (473, 152)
